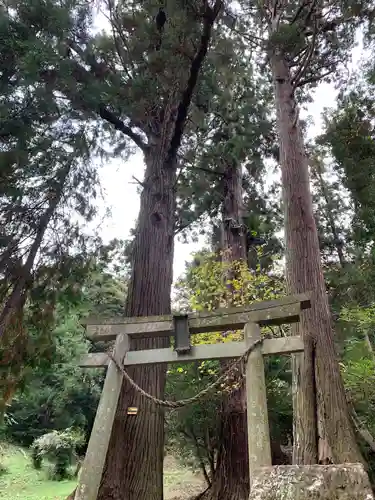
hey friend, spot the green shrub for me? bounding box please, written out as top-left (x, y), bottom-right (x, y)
top-left (30, 428), bottom-right (84, 480)
top-left (0, 443), bottom-right (8, 477)
top-left (31, 446), bottom-right (42, 470)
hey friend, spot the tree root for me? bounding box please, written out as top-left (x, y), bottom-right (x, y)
top-left (197, 483), bottom-right (249, 500)
top-left (65, 488), bottom-right (76, 500)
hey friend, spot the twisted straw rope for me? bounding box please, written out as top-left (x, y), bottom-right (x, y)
top-left (106, 337), bottom-right (263, 409)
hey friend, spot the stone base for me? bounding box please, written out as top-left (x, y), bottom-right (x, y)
top-left (249, 464), bottom-right (374, 500)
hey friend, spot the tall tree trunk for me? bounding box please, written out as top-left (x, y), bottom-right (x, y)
top-left (205, 162), bottom-right (288, 499)
top-left (0, 310), bottom-right (25, 422)
top-left (221, 162), bottom-right (247, 270)
top-left (310, 160), bottom-right (346, 267)
top-left (271, 53), bottom-right (363, 465)
top-left (206, 162), bottom-right (249, 500)
top-left (97, 136), bottom-right (177, 500)
top-left (97, 6), bottom-right (222, 493)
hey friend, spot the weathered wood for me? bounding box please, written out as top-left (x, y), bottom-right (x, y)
top-left (74, 333), bottom-right (130, 500)
top-left (249, 464), bottom-right (374, 500)
top-left (245, 323), bottom-right (272, 481)
top-left (84, 292), bottom-right (310, 326)
top-left (85, 313), bottom-right (173, 326)
top-left (86, 319), bottom-right (173, 341)
top-left (79, 335), bottom-right (305, 368)
top-left (173, 314), bottom-right (191, 354)
top-left (76, 295), bottom-right (312, 500)
top-left (80, 352), bottom-right (109, 367)
top-left (86, 295), bottom-right (310, 341)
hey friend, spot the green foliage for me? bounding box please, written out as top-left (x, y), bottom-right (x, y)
top-left (268, 23), bottom-right (305, 54)
top-left (0, 443), bottom-right (77, 498)
top-left (0, 0), bottom-right (110, 421)
top-left (175, 40), bottom-right (274, 239)
top-left (237, 0), bottom-right (369, 102)
top-left (2, 0), bottom-right (224, 160)
top-left (5, 323), bottom-right (101, 448)
top-left (30, 428), bottom-right (84, 480)
top-left (4, 258), bottom-right (126, 449)
top-left (176, 250), bottom-right (284, 313)
top-left (339, 305), bottom-right (375, 429)
top-left (0, 462), bottom-right (8, 477)
top-left (322, 88), bottom-right (375, 244)
top-left (169, 252), bottom-right (291, 473)
top-left (2, 0), bottom-right (375, 489)
top-left (1, 442), bottom-right (202, 499)
top-left (165, 361), bottom-right (220, 473)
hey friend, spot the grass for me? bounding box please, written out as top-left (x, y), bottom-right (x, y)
top-left (0, 443), bottom-right (76, 500)
top-left (0, 443), bottom-right (204, 500)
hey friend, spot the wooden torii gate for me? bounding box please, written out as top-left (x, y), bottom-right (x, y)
top-left (76, 293), bottom-right (311, 500)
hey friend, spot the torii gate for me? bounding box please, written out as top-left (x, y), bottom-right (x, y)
top-left (75, 293), bottom-right (311, 500)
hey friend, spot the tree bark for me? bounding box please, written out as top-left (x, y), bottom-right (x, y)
top-left (205, 162), bottom-right (289, 500)
top-left (95, 4), bottom-right (223, 495)
top-left (207, 162), bottom-right (249, 500)
top-left (310, 160), bottom-right (346, 267)
top-left (221, 162), bottom-right (247, 270)
top-left (97, 137), bottom-right (177, 500)
top-left (270, 53), bottom-right (363, 465)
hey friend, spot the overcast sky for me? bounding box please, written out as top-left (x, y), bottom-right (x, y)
top-left (93, 33), bottom-right (364, 284)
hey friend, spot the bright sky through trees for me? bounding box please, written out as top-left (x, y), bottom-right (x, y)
top-left (93, 22), bottom-right (364, 283)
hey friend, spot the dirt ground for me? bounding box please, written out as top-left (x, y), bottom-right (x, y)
top-left (164, 455), bottom-right (206, 500)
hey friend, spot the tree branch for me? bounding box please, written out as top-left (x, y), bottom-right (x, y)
top-left (295, 68), bottom-right (336, 88)
top-left (174, 218), bottom-right (200, 235)
top-left (305, 0), bottom-right (322, 29)
top-left (292, 16), bottom-right (317, 90)
top-left (40, 66), bottom-right (148, 153)
top-left (98, 105), bottom-right (148, 152)
top-left (65, 42), bottom-right (148, 150)
top-left (190, 427), bottom-right (212, 487)
top-left (167, 0), bottom-right (223, 163)
top-left (130, 175), bottom-right (146, 188)
top-left (0, 165), bottom-right (71, 338)
top-left (231, 26), bottom-right (265, 47)
top-left (66, 39), bottom-right (114, 82)
top-left (292, 45), bottom-right (315, 90)
top-left (189, 165), bottom-right (225, 177)
top-left (351, 406), bottom-right (375, 453)
top-left (289, 1), bottom-right (309, 25)
top-left (181, 427), bottom-right (212, 487)
top-left (289, 46), bottom-right (308, 67)
top-left (174, 204), bottom-right (217, 235)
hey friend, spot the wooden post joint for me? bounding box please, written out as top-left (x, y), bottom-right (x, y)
top-left (173, 314), bottom-right (191, 354)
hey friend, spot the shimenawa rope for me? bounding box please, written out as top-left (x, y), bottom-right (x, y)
top-left (106, 337), bottom-right (264, 409)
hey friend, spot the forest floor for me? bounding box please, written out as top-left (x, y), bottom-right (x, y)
top-left (0, 443), bottom-right (205, 500)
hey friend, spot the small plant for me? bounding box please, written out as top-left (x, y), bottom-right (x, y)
top-left (31, 445), bottom-right (42, 470)
top-left (0, 442), bottom-right (8, 477)
top-left (30, 428), bottom-right (84, 480)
